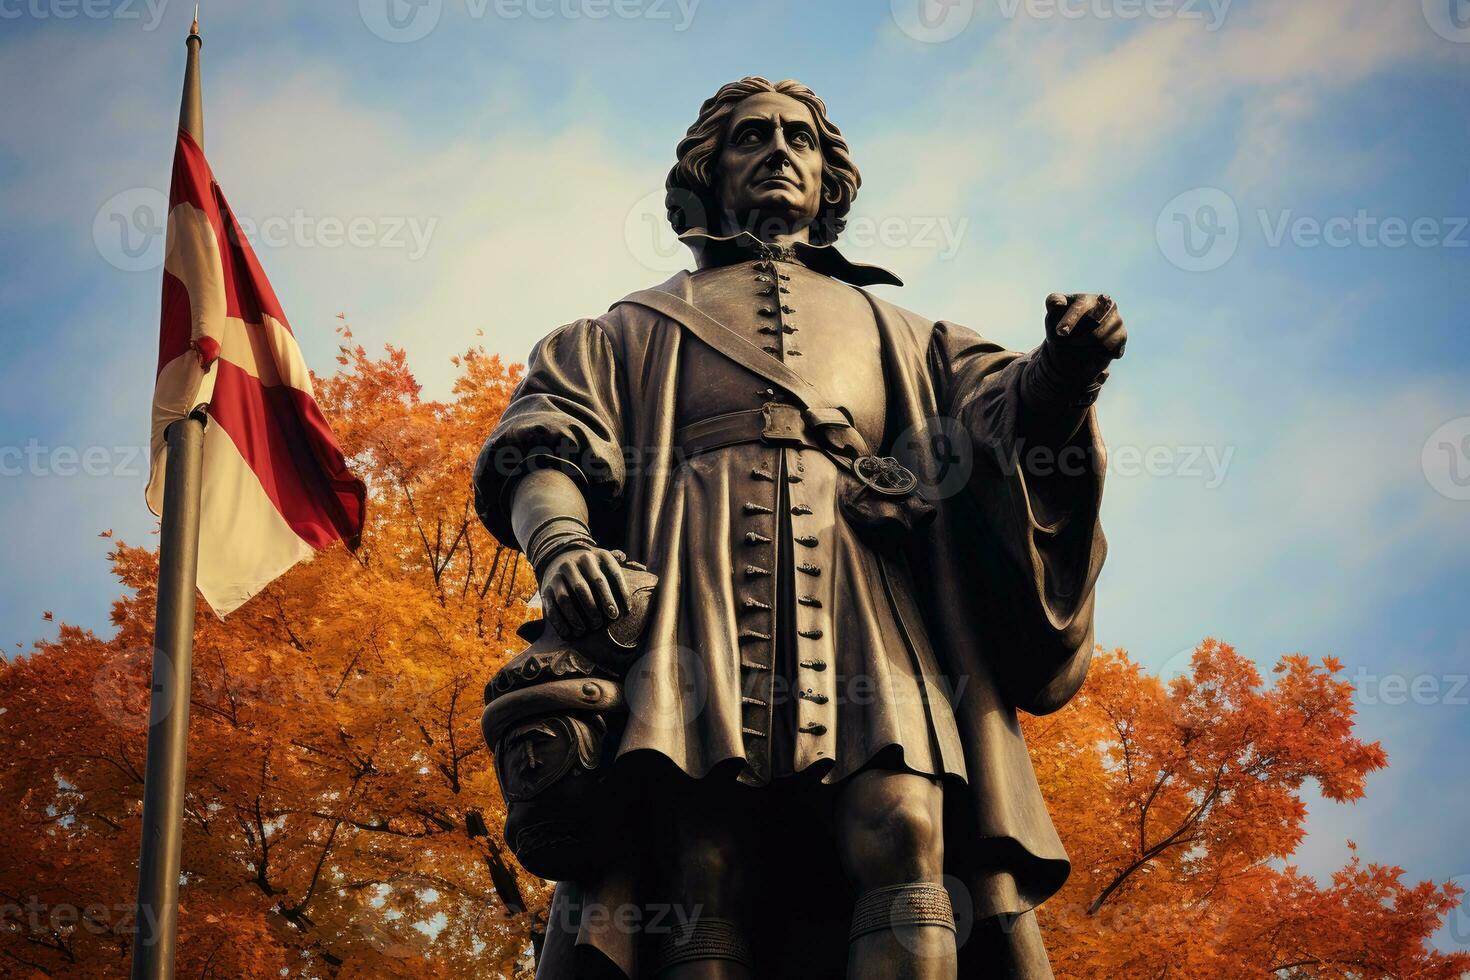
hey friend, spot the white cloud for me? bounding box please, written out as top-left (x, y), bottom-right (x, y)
top-left (1016, 0), bottom-right (1442, 188)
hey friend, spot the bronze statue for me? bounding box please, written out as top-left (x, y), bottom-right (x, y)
top-left (475, 76), bottom-right (1125, 980)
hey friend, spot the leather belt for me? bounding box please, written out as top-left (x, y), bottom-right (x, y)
top-left (677, 403), bottom-right (860, 459)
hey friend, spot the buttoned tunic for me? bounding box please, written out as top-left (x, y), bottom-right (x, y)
top-left (642, 250), bottom-right (968, 785)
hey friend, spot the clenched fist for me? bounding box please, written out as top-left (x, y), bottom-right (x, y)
top-left (1044, 293), bottom-right (1127, 362)
top-left (538, 545), bottom-right (630, 640)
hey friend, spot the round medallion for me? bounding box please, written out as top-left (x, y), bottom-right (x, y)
top-left (853, 455), bottom-right (919, 496)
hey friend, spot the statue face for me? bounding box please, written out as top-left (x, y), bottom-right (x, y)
top-left (713, 91), bottom-right (825, 238)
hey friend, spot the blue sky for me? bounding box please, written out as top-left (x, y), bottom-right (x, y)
top-left (2, 0), bottom-right (1468, 948)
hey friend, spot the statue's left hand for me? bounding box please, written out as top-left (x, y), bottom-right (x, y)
top-left (1045, 293), bottom-right (1127, 361)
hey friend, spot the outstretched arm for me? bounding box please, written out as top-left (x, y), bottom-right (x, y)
top-left (1017, 293), bottom-right (1126, 447)
top-left (929, 304), bottom-right (1120, 714)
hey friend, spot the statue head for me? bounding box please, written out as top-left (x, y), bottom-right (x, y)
top-left (665, 76), bottom-right (861, 246)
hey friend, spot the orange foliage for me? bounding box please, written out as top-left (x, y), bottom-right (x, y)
top-left (1027, 641), bottom-right (1469, 977)
top-left (1, 335), bottom-right (545, 977)
top-left (2, 339), bottom-right (1464, 977)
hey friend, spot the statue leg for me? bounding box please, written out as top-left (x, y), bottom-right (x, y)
top-left (965, 910), bottom-right (1055, 979)
top-left (836, 768), bottom-right (955, 980)
top-left (653, 784), bottom-right (755, 980)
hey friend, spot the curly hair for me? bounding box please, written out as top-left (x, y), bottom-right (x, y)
top-left (665, 76), bottom-right (861, 246)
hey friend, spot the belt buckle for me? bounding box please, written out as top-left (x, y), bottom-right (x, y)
top-left (853, 455), bottom-right (918, 496)
top-left (760, 403), bottom-right (805, 446)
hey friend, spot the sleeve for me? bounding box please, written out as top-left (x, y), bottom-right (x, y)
top-left (928, 321), bottom-right (1108, 714)
top-left (472, 318), bottom-right (626, 549)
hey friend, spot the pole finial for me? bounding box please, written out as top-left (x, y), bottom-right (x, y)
top-left (180, 1), bottom-right (203, 143)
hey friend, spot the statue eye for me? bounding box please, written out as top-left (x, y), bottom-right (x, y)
top-left (790, 131), bottom-right (814, 149)
top-left (734, 127), bottom-right (763, 146)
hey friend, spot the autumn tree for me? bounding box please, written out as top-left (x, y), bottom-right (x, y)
top-left (1026, 641), bottom-right (1470, 978)
top-left (1, 328), bottom-right (548, 977)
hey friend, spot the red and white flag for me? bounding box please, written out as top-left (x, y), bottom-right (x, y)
top-left (148, 129), bottom-right (365, 616)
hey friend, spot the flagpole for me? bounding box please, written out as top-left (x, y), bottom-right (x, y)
top-left (131, 15), bottom-right (205, 980)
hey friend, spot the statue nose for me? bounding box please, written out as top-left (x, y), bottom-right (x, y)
top-left (763, 129), bottom-right (796, 169)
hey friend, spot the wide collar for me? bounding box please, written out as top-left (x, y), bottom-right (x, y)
top-left (679, 228), bottom-right (904, 288)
